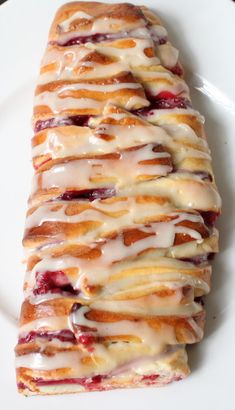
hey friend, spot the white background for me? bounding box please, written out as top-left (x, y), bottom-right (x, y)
top-left (0, 0), bottom-right (235, 408)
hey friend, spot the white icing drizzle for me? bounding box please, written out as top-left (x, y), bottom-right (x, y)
top-left (35, 95), bottom-right (102, 114)
top-left (56, 13), bottom-right (148, 44)
top-left (56, 24), bottom-right (149, 47)
top-left (157, 43), bottom-right (179, 68)
top-left (41, 46), bottom-right (91, 69)
top-left (134, 69), bottom-right (189, 97)
top-left (59, 11), bottom-right (93, 32)
top-left (128, 27), bottom-right (152, 39)
top-left (39, 60), bottom-right (126, 84)
top-left (90, 35), bottom-right (179, 72)
top-left (34, 81), bottom-right (147, 114)
top-left (141, 107), bottom-right (205, 125)
top-left (104, 260), bottom-right (208, 287)
top-left (150, 25), bottom-right (167, 40)
top-left (89, 298), bottom-right (202, 317)
top-left (16, 300), bottom-right (199, 375)
top-left (17, 2), bottom-right (221, 382)
top-left (88, 36), bottom-right (181, 79)
top-left (55, 82), bottom-right (142, 92)
top-left (89, 38), bottom-right (160, 67)
top-left (15, 351), bottom-right (84, 370)
top-left (27, 221), bottom-right (173, 251)
top-left (32, 146), bottom-right (172, 194)
top-left (25, 199), bottom-right (203, 230)
top-left (25, 207), bottom-right (204, 254)
top-left (118, 175), bottom-right (221, 211)
top-left (32, 114), bottom-right (210, 166)
top-left (30, 166), bottom-right (221, 211)
top-left (70, 305), bottom-right (180, 353)
top-left (92, 18), bottom-right (135, 34)
top-left (15, 346), bottom-right (182, 376)
top-left (39, 33), bottom-right (185, 100)
top-left (36, 96), bottom-right (147, 114)
top-left (19, 316), bottom-right (70, 335)
top-left (24, 255), bottom-right (210, 299)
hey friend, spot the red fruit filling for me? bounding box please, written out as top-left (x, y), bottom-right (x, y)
top-left (158, 37), bottom-right (167, 45)
top-left (34, 270), bottom-right (79, 296)
top-left (174, 375), bottom-right (183, 382)
top-left (17, 381), bottom-right (28, 390)
top-left (59, 33), bottom-right (119, 46)
top-left (71, 302), bottom-right (82, 313)
top-left (57, 29), bottom-right (168, 47)
top-left (35, 375), bottom-right (106, 388)
top-left (59, 187), bottom-right (116, 201)
top-left (194, 296), bottom-right (205, 306)
top-left (191, 171), bottom-right (213, 182)
top-left (200, 211), bottom-right (220, 227)
top-left (17, 381), bottom-right (34, 392)
top-left (147, 23), bottom-right (167, 45)
top-left (18, 329), bottom-right (76, 344)
top-left (22, 373), bottom-right (182, 391)
top-left (156, 91), bottom-right (177, 100)
top-left (195, 172), bottom-right (213, 182)
top-left (175, 169), bottom-right (213, 182)
top-left (180, 253), bottom-right (214, 266)
top-left (34, 115), bottom-right (91, 133)
top-left (141, 374), bottom-right (159, 382)
top-left (148, 96), bottom-right (191, 109)
top-left (133, 94), bottom-right (191, 117)
top-left (170, 64), bottom-right (184, 77)
top-left (35, 374), bottom-right (162, 388)
top-left (78, 334), bottom-right (96, 346)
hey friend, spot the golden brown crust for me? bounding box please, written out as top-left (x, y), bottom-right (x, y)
top-left (40, 45), bottom-right (117, 77)
top-left (49, 2), bottom-right (146, 42)
top-left (19, 298), bottom-right (75, 327)
top-left (29, 173), bottom-right (221, 212)
top-left (17, 297), bottom-right (205, 354)
top-left (16, 346), bottom-right (190, 395)
top-left (33, 73), bottom-right (149, 120)
top-left (17, 2), bottom-right (221, 395)
top-left (35, 71), bottom-right (142, 95)
top-left (23, 207), bottom-right (210, 249)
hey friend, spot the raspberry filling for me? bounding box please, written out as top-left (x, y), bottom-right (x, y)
top-left (141, 374), bottom-right (159, 382)
top-left (18, 329), bottom-right (76, 344)
top-left (157, 37), bottom-right (167, 45)
top-left (18, 327), bottom-right (97, 346)
top-left (200, 211), bottom-right (220, 227)
top-left (34, 373), bottom-right (162, 388)
top-left (17, 381), bottom-right (33, 392)
top-left (180, 253), bottom-right (215, 266)
top-left (35, 375), bottom-right (106, 388)
top-left (189, 171), bottom-right (212, 182)
top-left (194, 296), bottom-right (205, 306)
top-left (59, 187), bottom-right (116, 201)
top-left (57, 31), bottom-right (167, 47)
top-left (34, 270), bottom-right (79, 295)
top-left (148, 96), bottom-right (191, 110)
top-left (194, 172), bottom-right (213, 182)
top-left (175, 170), bottom-right (213, 182)
top-left (133, 91), bottom-right (191, 116)
top-left (21, 373), bottom-right (181, 390)
top-left (78, 334), bottom-right (96, 346)
top-left (34, 115), bottom-right (91, 133)
top-left (17, 381), bottom-right (27, 389)
top-left (59, 33), bottom-right (120, 46)
top-left (170, 64), bottom-right (184, 77)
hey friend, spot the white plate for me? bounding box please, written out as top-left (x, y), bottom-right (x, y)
top-left (0, 0), bottom-right (235, 408)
